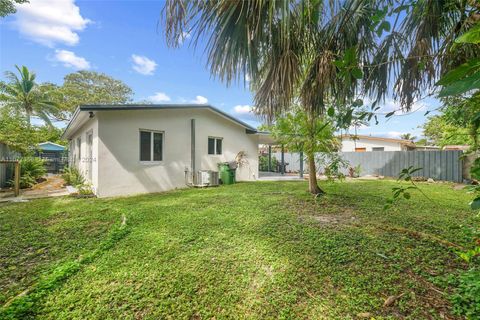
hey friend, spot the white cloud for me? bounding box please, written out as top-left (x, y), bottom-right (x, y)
top-left (148, 92), bottom-right (171, 103)
top-left (191, 95), bottom-right (208, 104)
top-left (385, 131), bottom-right (404, 139)
top-left (131, 54), bottom-right (157, 75)
top-left (233, 105), bottom-right (253, 114)
top-left (232, 104), bottom-right (258, 121)
top-left (54, 49), bottom-right (90, 69)
top-left (13, 0), bottom-right (90, 47)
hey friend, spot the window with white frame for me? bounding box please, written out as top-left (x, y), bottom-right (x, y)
top-left (140, 130), bottom-right (163, 162)
top-left (76, 137), bottom-right (81, 161)
top-left (208, 137), bottom-right (222, 155)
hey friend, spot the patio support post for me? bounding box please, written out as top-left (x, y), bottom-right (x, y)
top-left (299, 150), bottom-right (304, 178)
top-left (191, 119), bottom-right (196, 173)
top-left (268, 145), bottom-right (272, 172)
top-left (281, 145), bottom-right (285, 175)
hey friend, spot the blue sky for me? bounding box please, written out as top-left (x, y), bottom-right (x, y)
top-left (0, 0), bottom-right (437, 139)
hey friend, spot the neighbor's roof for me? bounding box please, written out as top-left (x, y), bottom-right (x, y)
top-left (38, 141), bottom-right (66, 151)
top-left (62, 104), bottom-right (257, 139)
top-left (340, 134), bottom-right (415, 146)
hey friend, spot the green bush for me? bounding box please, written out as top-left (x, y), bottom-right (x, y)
top-left (259, 154), bottom-right (278, 171)
top-left (20, 157), bottom-right (46, 180)
top-left (8, 157), bottom-right (46, 188)
top-left (451, 268), bottom-right (480, 319)
top-left (61, 167), bottom-right (85, 187)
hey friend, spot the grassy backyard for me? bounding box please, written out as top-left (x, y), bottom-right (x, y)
top-left (0, 180), bottom-right (476, 319)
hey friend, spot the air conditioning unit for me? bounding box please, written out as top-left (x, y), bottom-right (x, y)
top-left (193, 170), bottom-right (219, 187)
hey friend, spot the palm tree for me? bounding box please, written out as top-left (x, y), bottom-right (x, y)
top-left (0, 65), bottom-right (58, 126)
top-left (162, 0), bottom-right (478, 193)
top-left (400, 133), bottom-right (416, 141)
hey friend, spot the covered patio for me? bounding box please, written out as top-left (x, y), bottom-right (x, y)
top-left (256, 132), bottom-right (305, 181)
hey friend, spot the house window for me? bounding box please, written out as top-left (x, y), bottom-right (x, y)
top-left (372, 147), bottom-right (384, 151)
top-left (140, 130), bottom-right (163, 162)
top-left (208, 137), bottom-right (222, 155)
top-left (355, 147), bottom-right (366, 152)
top-left (76, 137), bottom-right (81, 160)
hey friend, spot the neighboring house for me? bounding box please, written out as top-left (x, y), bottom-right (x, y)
top-left (340, 134), bottom-right (416, 152)
top-left (37, 141), bottom-right (66, 153)
top-left (62, 104), bottom-right (260, 197)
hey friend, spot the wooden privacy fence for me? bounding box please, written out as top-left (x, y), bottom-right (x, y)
top-left (272, 150), bottom-right (464, 183)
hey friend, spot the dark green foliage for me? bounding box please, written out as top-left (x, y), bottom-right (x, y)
top-left (451, 268), bottom-right (480, 319)
top-left (8, 157), bottom-right (46, 188)
top-left (259, 154), bottom-right (278, 172)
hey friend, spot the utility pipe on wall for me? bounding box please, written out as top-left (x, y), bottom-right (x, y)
top-left (191, 119), bottom-right (196, 173)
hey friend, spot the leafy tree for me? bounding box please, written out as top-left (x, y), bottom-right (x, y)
top-left (0, 108), bottom-right (65, 154)
top-left (264, 107), bottom-right (338, 194)
top-left (0, 0), bottom-right (28, 17)
top-left (60, 71), bottom-right (133, 115)
top-left (0, 65), bottom-right (59, 126)
top-left (415, 138), bottom-right (428, 146)
top-left (422, 116), bottom-right (472, 147)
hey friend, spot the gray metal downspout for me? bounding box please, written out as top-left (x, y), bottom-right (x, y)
top-left (268, 145), bottom-right (272, 172)
top-left (299, 150), bottom-right (304, 178)
top-left (191, 119), bottom-right (196, 173)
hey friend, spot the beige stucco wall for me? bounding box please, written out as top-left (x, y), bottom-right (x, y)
top-left (68, 117), bottom-right (99, 193)
top-left (341, 138), bottom-right (405, 152)
top-left (94, 109), bottom-right (258, 197)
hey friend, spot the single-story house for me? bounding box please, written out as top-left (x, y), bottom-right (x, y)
top-left (62, 104), bottom-right (260, 197)
top-left (340, 134), bottom-right (416, 152)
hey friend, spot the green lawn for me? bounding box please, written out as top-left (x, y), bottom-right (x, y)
top-left (0, 180), bottom-right (476, 319)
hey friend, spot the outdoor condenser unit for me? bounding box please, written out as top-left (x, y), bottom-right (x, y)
top-left (193, 170), bottom-right (219, 187)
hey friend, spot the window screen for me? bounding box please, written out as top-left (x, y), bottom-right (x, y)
top-left (77, 138), bottom-right (81, 160)
top-left (372, 147), bottom-right (384, 151)
top-left (208, 138), bottom-right (215, 155)
top-left (153, 132), bottom-right (163, 161)
top-left (140, 131), bottom-right (151, 161)
top-left (215, 138), bottom-right (222, 155)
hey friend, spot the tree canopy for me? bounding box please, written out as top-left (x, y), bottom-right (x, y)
top-left (60, 71), bottom-right (133, 115)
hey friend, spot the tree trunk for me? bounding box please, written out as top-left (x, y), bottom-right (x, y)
top-left (307, 152), bottom-right (325, 195)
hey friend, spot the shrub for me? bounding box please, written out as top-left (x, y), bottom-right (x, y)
top-left (8, 157), bottom-right (46, 188)
top-left (451, 268), bottom-right (480, 319)
top-left (259, 155), bottom-right (278, 172)
top-left (61, 167), bottom-right (85, 187)
top-left (20, 157), bottom-right (46, 180)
